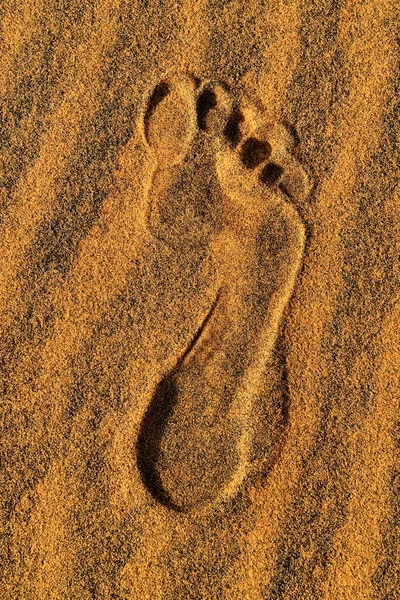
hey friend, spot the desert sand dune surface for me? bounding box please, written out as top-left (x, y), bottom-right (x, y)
top-left (0, 1), bottom-right (399, 598)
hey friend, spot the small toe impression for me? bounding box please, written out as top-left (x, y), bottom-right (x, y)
top-left (223, 108), bottom-right (245, 147)
top-left (144, 74), bottom-right (197, 168)
top-left (196, 83), bottom-right (233, 137)
top-left (260, 162), bottom-right (283, 186)
top-left (196, 87), bottom-right (218, 130)
top-left (240, 137), bottom-right (272, 169)
top-left (237, 122), bottom-right (313, 201)
top-left (279, 161), bottom-right (313, 202)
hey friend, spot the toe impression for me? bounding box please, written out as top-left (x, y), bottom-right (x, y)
top-left (196, 82), bottom-right (233, 137)
top-left (143, 74), bottom-right (197, 169)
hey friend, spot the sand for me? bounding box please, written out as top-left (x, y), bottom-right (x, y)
top-left (0, 1), bottom-right (399, 598)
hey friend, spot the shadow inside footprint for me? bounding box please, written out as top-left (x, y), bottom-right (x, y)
top-left (137, 294), bottom-right (222, 512)
top-left (144, 81), bottom-right (171, 142)
top-left (260, 162), bottom-right (283, 186)
top-left (137, 375), bottom-right (182, 511)
top-left (196, 87), bottom-right (218, 130)
top-left (240, 137), bottom-right (272, 169)
top-left (223, 108), bottom-right (245, 147)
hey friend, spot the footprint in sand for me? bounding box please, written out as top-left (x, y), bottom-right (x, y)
top-left (137, 73), bottom-right (312, 513)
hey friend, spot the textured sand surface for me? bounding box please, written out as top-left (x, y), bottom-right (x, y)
top-left (0, 1), bottom-right (399, 598)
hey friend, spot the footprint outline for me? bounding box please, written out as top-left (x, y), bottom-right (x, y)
top-left (136, 72), bottom-right (313, 514)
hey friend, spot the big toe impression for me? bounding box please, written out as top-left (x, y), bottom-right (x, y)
top-left (143, 74), bottom-right (197, 169)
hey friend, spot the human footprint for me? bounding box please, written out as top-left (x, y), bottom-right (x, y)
top-left (137, 73), bottom-right (312, 513)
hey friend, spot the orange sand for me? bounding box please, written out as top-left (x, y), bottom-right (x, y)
top-left (0, 1), bottom-right (399, 598)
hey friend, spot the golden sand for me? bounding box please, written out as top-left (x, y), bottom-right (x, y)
top-left (0, 1), bottom-right (399, 598)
